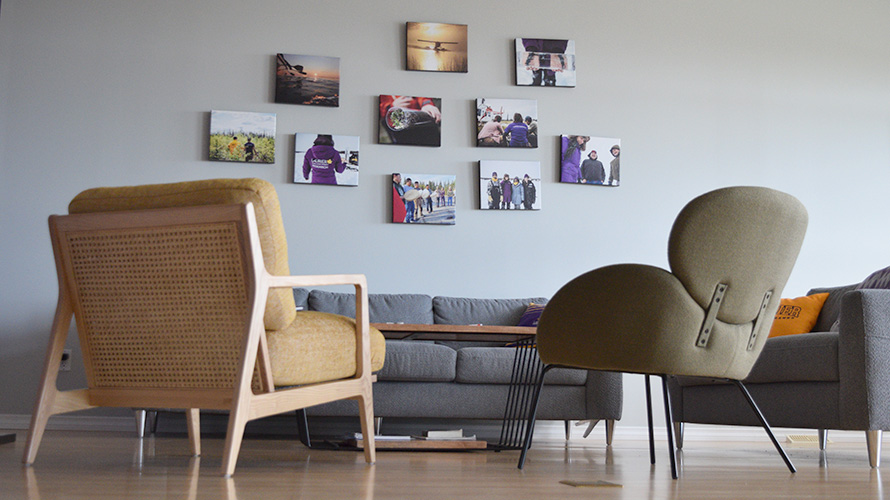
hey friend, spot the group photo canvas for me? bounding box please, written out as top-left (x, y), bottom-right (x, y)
top-left (208, 110), bottom-right (276, 163)
top-left (476, 98), bottom-right (538, 148)
top-left (392, 172), bottom-right (456, 225)
top-left (559, 135), bottom-right (621, 186)
top-left (379, 95), bottom-right (442, 147)
top-left (294, 133), bottom-right (359, 186)
top-left (479, 160), bottom-right (541, 210)
top-left (406, 22), bottom-right (468, 73)
top-left (275, 53), bottom-right (340, 107)
top-left (515, 38), bottom-right (576, 87)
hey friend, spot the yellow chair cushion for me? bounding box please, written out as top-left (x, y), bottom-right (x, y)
top-left (68, 178), bottom-right (296, 331)
top-left (768, 293), bottom-right (830, 338)
top-left (267, 311), bottom-right (386, 386)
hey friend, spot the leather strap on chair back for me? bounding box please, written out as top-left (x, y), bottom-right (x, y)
top-left (668, 186), bottom-right (808, 326)
top-left (68, 178), bottom-right (296, 331)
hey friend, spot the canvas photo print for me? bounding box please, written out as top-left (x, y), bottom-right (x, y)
top-left (392, 173), bottom-right (456, 225)
top-left (476, 98), bottom-right (537, 148)
top-left (275, 53), bottom-right (340, 107)
top-left (294, 133), bottom-right (359, 186)
top-left (209, 110), bottom-right (276, 163)
top-left (406, 22), bottom-right (468, 73)
top-left (479, 160), bottom-right (541, 210)
top-left (379, 95), bottom-right (442, 147)
top-left (515, 38), bottom-right (576, 87)
top-left (560, 135), bottom-right (621, 186)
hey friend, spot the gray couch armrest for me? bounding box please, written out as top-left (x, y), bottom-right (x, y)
top-left (838, 289), bottom-right (890, 430)
top-left (584, 371), bottom-right (623, 421)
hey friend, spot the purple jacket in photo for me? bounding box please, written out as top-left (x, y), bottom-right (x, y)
top-left (302, 145), bottom-right (346, 185)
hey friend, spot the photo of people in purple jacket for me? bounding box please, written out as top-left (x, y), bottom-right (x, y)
top-left (476, 98), bottom-right (537, 148)
top-left (293, 133), bottom-right (359, 186)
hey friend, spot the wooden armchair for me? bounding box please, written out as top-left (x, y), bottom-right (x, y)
top-left (23, 178), bottom-right (385, 476)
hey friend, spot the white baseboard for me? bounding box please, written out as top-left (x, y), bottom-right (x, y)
top-left (0, 414), bottom-right (880, 444)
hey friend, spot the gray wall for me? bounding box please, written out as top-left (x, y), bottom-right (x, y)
top-left (2, 0), bottom-right (889, 429)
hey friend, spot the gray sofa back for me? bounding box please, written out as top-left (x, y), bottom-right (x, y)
top-left (296, 289), bottom-right (546, 327)
top-left (807, 283), bottom-right (859, 332)
top-left (305, 289), bottom-right (434, 324)
top-left (432, 296), bottom-right (547, 325)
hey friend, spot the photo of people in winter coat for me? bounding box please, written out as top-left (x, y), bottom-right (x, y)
top-left (479, 160), bottom-right (541, 210)
top-left (294, 133), bottom-right (359, 186)
top-left (559, 135), bottom-right (621, 186)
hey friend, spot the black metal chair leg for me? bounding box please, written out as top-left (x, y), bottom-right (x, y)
top-left (732, 380), bottom-right (796, 473)
top-left (295, 409), bottom-right (311, 448)
top-left (661, 376), bottom-right (678, 479)
top-left (517, 364), bottom-right (553, 469)
top-left (645, 375), bottom-right (656, 465)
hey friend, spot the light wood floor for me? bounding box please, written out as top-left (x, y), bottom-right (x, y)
top-left (1, 429), bottom-right (887, 499)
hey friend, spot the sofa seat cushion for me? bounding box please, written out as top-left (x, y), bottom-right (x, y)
top-left (676, 331), bottom-right (838, 387)
top-left (267, 311), bottom-right (386, 386)
top-left (376, 341), bottom-right (456, 382)
top-left (455, 347), bottom-right (588, 385)
top-left (309, 290), bottom-right (434, 324)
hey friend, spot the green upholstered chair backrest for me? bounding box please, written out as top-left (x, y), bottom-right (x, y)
top-left (68, 178), bottom-right (296, 331)
top-left (668, 186), bottom-right (808, 326)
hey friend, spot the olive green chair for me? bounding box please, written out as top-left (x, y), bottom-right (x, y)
top-left (518, 186), bottom-right (808, 478)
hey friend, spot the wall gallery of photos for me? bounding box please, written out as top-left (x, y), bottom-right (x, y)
top-left (207, 22), bottom-right (621, 225)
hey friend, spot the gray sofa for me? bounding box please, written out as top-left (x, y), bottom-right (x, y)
top-left (667, 283), bottom-right (890, 466)
top-left (295, 289), bottom-right (623, 441)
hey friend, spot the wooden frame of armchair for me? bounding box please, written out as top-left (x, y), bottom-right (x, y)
top-left (22, 203), bottom-right (377, 476)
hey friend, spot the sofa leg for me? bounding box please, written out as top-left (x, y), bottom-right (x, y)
top-left (564, 420), bottom-right (571, 440)
top-left (134, 410), bottom-right (146, 438)
top-left (605, 420), bottom-right (615, 446)
top-left (375, 417), bottom-right (383, 435)
top-left (867, 430), bottom-right (882, 468)
top-left (674, 422), bottom-right (684, 450)
top-left (818, 429), bottom-right (827, 451)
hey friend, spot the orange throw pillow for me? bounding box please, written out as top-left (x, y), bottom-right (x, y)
top-left (768, 293), bottom-right (830, 338)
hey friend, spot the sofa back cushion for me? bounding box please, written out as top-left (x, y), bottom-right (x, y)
top-left (806, 283), bottom-right (860, 332)
top-left (308, 290), bottom-right (434, 324)
top-left (432, 296), bottom-right (548, 325)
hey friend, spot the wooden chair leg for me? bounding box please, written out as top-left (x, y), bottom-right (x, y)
top-left (186, 409), bottom-right (201, 457)
top-left (221, 406), bottom-right (249, 477)
top-left (356, 387), bottom-right (377, 464)
top-left (24, 301), bottom-right (75, 465)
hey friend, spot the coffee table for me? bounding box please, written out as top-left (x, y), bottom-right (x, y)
top-left (294, 323), bottom-right (541, 451)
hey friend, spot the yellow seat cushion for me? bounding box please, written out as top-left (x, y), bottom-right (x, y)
top-left (267, 311), bottom-right (386, 386)
top-left (768, 293), bottom-right (830, 338)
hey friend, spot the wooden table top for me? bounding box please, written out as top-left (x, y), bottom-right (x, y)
top-left (370, 323), bottom-right (535, 342)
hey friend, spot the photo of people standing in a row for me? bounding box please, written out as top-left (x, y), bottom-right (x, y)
top-left (476, 98), bottom-right (537, 148)
top-left (560, 135), bottom-right (621, 186)
top-left (479, 160), bottom-right (541, 210)
top-left (392, 173), bottom-right (456, 225)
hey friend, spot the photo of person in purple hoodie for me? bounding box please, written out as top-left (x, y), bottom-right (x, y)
top-left (302, 134), bottom-right (346, 185)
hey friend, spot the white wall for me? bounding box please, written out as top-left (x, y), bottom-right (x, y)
top-left (2, 0), bottom-right (889, 428)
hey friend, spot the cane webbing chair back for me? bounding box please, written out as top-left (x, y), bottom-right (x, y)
top-left (57, 209), bottom-right (254, 392)
top-left (68, 178), bottom-right (295, 332)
